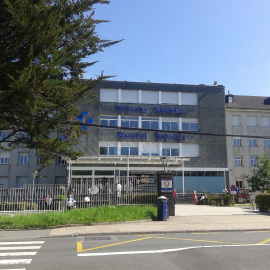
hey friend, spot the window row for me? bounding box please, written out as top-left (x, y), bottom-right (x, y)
top-left (233, 138), bottom-right (270, 147)
top-left (100, 88), bottom-right (198, 105)
top-left (100, 116), bottom-right (199, 131)
top-left (234, 156), bottom-right (257, 167)
top-left (0, 152), bottom-right (67, 165)
top-left (99, 142), bottom-right (199, 157)
top-left (0, 131), bottom-right (30, 141)
top-left (232, 115), bottom-right (270, 127)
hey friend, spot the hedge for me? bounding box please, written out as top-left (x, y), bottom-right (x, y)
top-left (255, 193), bottom-right (270, 212)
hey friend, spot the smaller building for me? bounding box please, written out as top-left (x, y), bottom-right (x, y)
top-left (225, 93), bottom-right (270, 190)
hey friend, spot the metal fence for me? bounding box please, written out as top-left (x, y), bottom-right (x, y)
top-left (0, 176), bottom-right (158, 216)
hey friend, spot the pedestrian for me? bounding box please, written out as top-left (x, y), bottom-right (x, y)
top-left (193, 191), bottom-right (197, 205)
top-left (116, 183), bottom-right (122, 200)
top-left (45, 194), bottom-right (52, 210)
top-left (88, 188), bottom-right (93, 201)
top-left (174, 189), bottom-right (177, 204)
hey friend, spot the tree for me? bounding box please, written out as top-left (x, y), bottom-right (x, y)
top-left (0, 0), bottom-right (120, 168)
top-left (245, 153), bottom-right (270, 192)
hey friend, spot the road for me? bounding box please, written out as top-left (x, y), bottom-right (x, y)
top-left (1, 231), bottom-right (270, 270)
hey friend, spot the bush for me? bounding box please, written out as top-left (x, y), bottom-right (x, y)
top-left (223, 194), bottom-right (234, 206)
top-left (205, 194), bottom-right (234, 206)
top-left (255, 193), bottom-right (270, 212)
top-left (0, 202), bottom-right (37, 211)
top-left (123, 193), bottom-right (157, 204)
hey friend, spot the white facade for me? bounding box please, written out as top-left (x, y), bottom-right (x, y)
top-left (225, 95), bottom-right (270, 190)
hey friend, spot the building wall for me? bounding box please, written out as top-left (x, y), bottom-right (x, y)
top-left (0, 146), bottom-right (67, 188)
top-left (72, 81), bottom-right (228, 192)
top-left (226, 109), bottom-right (270, 189)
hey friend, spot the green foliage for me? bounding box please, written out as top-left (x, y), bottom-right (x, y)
top-left (54, 195), bottom-right (67, 202)
top-left (0, 0), bottom-right (121, 167)
top-left (244, 153), bottom-right (270, 192)
top-left (123, 193), bottom-right (158, 204)
top-left (206, 194), bottom-right (234, 206)
top-left (0, 205), bottom-right (157, 229)
top-left (0, 202), bottom-right (38, 211)
top-left (222, 194), bottom-right (234, 206)
top-left (255, 193), bottom-right (270, 212)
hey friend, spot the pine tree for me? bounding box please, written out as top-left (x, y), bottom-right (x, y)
top-left (0, 0), bottom-right (120, 167)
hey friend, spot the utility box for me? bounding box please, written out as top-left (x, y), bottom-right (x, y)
top-left (157, 172), bottom-right (175, 216)
top-left (157, 196), bottom-right (167, 221)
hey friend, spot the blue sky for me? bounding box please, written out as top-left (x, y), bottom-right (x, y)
top-left (85, 0), bottom-right (270, 97)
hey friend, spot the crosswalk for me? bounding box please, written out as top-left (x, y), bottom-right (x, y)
top-left (0, 241), bottom-right (44, 269)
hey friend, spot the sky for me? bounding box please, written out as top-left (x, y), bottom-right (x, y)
top-left (84, 0), bottom-right (270, 97)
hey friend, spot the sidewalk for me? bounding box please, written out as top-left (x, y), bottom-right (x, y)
top-left (1, 205), bottom-right (270, 240)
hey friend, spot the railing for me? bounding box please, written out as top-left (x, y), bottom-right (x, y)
top-left (0, 177), bottom-right (158, 215)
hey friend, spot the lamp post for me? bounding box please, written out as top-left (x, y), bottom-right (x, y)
top-left (160, 157), bottom-right (169, 172)
top-left (32, 170), bottom-right (38, 209)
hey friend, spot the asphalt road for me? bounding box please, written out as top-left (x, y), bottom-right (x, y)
top-left (1, 231), bottom-right (270, 270)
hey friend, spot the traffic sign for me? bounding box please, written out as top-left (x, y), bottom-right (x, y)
top-left (230, 185), bottom-right (237, 191)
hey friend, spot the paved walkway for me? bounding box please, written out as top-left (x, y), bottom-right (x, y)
top-left (0, 205), bottom-right (270, 240)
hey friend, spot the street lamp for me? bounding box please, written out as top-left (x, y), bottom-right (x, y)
top-left (32, 170), bottom-right (38, 186)
top-left (32, 170), bottom-right (38, 209)
top-left (160, 157), bottom-right (169, 172)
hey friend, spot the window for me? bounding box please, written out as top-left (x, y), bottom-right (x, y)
top-left (100, 146), bottom-right (117, 155)
top-left (247, 116), bottom-right (257, 127)
top-left (264, 139), bottom-right (270, 147)
top-left (0, 152), bottom-right (10, 164)
top-left (236, 180), bottom-right (243, 189)
top-left (182, 144), bottom-right (199, 157)
top-left (121, 116), bottom-right (138, 128)
top-left (100, 116), bottom-right (118, 128)
top-left (233, 137), bottom-right (241, 146)
top-left (20, 132), bottom-right (30, 139)
top-left (249, 138), bottom-right (256, 147)
top-left (58, 133), bottom-right (67, 141)
top-left (141, 143), bottom-right (159, 156)
top-left (232, 115), bottom-right (240, 126)
top-left (261, 116), bottom-right (270, 127)
top-left (56, 156), bottom-right (66, 165)
top-left (18, 153), bottom-right (29, 165)
top-left (141, 117), bottom-right (159, 130)
top-left (121, 147), bottom-right (138, 156)
top-left (100, 89), bottom-right (118, 102)
top-left (162, 143), bottom-right (179, 156)
top-left (162, 118), bottom-right (179, 131)
top-left (121, 90), bottom-right (139, 103)
top-left (234, 156), bottom-right (242, 167)
top-left (1, 131), bottom-right (11, 141)
top-left (0, 177), bottom-right (8, 188)
top-left (250, 156), bottom-right (257, 167)
top-left (161, 92), bottom-right (179, 104)
top-left (182, 118), bottom-right (198, 131)
top-left (16, 176), bottom-right (27, 188)
top-left (181, 93), bottom-right (198, 105)
top-left (141, 91), bottom-right (159, 104)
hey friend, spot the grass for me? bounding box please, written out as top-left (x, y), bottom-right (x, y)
top-left (0, 205), bottom-right (157, 230)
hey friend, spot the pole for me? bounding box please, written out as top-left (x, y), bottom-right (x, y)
top-left (182, 161), bottom-right (185, 197)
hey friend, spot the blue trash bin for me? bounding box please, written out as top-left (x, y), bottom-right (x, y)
top-left (157, 196), bottom-right (167, 221)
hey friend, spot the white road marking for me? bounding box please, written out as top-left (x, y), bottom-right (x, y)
top-left (0, 252), bottom-right (37, 256)
top-left (0, 259), bottom-right (31, 265)
top-left (78, 243), bottom-right (270, 257)
top-left (0, 246), bottom-right (41, 251)
top-left (0, 241), bottom-right (44, 245)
